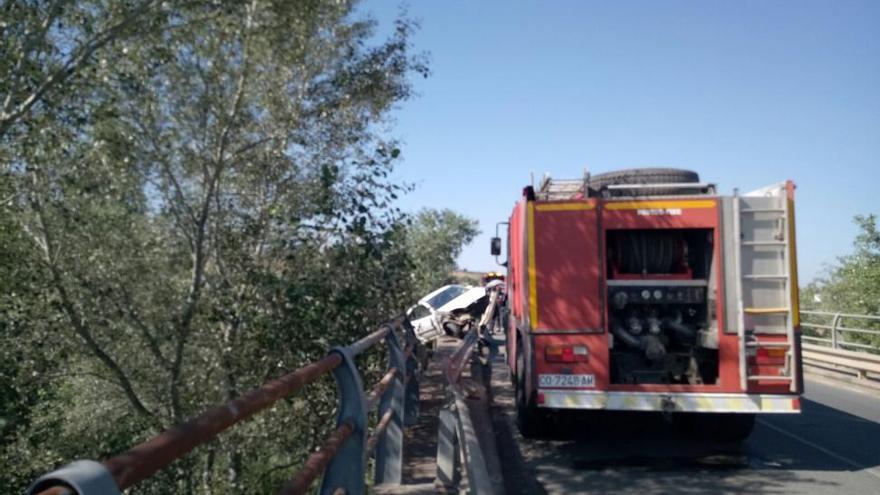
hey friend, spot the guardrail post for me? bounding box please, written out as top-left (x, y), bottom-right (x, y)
top-left (320, 346), bottom-right (367, 495)
top-left (375, 325), bottom-right (405, 485)
top-left (402, 319), bottom-right (420, 426)
top-left (435, 407), bottom-right (460, 488)
top-left (831, 313), bottom-right (842, 349)
top-left (27, 460), bottom-right (121, 495)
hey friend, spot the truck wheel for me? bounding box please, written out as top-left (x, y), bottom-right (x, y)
top-left (678, 413), bottom-right (755, 442)
top-left (712, 413), bottom-right (756, 442)
top-left (588, 168), bottom-right (700, 196)
top-left (515, 348), bottom-right (544, 438)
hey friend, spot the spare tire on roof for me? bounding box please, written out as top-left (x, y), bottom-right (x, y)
top-left (588, 168), bottom-right (701, 197)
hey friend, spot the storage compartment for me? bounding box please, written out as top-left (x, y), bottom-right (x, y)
top-left (606, 229), bottom-right (719, 385)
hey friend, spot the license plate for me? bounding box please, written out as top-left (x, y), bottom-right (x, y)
top-left (538, 374), bottom-right (595, 388)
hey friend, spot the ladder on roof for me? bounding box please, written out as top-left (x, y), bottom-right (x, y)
top-left (733, 186), bottom-right (797, 392)
top-left (536, 173), bottom-right (590, 200)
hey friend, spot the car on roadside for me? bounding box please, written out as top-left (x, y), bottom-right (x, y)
top-left (407, 284), bottom-right (489, 343)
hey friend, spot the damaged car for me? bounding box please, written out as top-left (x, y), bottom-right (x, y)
top-left (407, 284), bottom-right (490, 343)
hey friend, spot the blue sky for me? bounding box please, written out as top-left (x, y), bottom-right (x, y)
top-left (363, 1), bottom-right (880, 283)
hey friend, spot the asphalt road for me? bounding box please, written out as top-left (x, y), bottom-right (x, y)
top-left (490, 359), bottom-right (880, 494)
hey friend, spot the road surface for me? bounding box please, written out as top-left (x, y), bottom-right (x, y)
top-left (490, 356), bottom-right (880, 494)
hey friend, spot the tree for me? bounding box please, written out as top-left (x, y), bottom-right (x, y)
top-left (1, 1), bottom-right (431, 492)
top-left (801, 214), bottom-right (880, 348)
top-left (0, 0), bottom-right (184, 140)
top-left (406, 208), bottom-right (480, 294)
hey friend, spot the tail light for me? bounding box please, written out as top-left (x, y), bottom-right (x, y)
top-left (545, 345), bottom-right (589, 362)
top-left (757, 347), bottom-right (788, 358)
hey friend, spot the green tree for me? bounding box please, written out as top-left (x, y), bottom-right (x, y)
top-left (801, 214), bottom-right (880, 348)
top-left (406, 208), bottom-right (480, 294)
top-left (1, 1), bottom-right (432, 492)
top-left (0, 0), bottom-right (184, 140)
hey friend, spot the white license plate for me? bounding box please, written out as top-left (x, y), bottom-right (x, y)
top-left (538, 374), bottom-right (595, 388)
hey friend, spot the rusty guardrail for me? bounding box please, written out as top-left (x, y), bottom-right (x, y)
top-left (28, 316), bottom-right (421, 495)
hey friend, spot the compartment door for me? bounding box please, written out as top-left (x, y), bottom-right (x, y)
top-left (531, 202), bottom-right (602, 332)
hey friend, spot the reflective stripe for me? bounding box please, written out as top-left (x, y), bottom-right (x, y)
top-left (787, 195), bottom-right (800, 326)
top-left (535, 202), bottom-right (595, 212)
top-left (527, 202), bottom-right (538, 327)
top-left (604, 200), bottom-right (716, 210)
top-left (539, 390), bottom-right (800, 413)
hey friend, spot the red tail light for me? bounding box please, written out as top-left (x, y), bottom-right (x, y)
top-left (545, 345), bottom-right (589, 362)
top-left (757, 347), bottom-right (788, 358)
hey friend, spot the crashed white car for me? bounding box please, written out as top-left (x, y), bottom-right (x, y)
top-left (407, 284), bottom-right (488, 343)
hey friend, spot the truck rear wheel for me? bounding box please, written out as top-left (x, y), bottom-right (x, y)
top-left (674, 413), bottom-right (756, 442)
top-left (712, 413), bottom-right (756, 442)
top-left (515, 348), bottom-right (544, 438)
top-left (588, 168), bottom-right (700, 196)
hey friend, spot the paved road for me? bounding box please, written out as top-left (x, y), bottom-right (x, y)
top-left (490, 358), bottom-right (880, 494)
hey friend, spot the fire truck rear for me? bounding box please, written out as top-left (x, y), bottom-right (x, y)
top-left (492, 168), bottom-right (803, 440)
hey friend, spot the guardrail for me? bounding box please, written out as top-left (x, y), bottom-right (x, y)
top-left (802, 343), bottom-right (880, 380)
top-left (436, 289), bottom-right (500, 495)
top-left (28, 316), bottom-right (421, 495)
top-left (800, 310), bottom-right (880, 353)
top-left (800, 310), bottom-right (880, 381)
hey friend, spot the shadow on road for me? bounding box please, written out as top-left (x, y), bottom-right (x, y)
top-left (491, 361), bottom-right (880, 493)
top-left (756, 397), bottom-right (880, 474)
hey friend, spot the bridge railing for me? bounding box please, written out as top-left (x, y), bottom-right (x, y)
top-left (28, 316), bottom-right (421, 495)
top-left (800, 310), bottom-right (880, 381)
top-left (800, 310), bottom-right (880, 353)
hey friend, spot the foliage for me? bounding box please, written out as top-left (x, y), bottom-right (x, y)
top-left (0, 0), bottom-right (185, 141)
top-left (800, 214), bottom-right (880, 348)
top-left (405, 209), bottom-right (480, 295)
top-left (0, 2), bottom-right (483, 494)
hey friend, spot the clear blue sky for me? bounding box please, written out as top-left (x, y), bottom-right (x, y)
top-left (363, 0), bottom-right (880, 283)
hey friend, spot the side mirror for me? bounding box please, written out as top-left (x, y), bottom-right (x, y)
top-left (490, 237), bottom-right (502, 256)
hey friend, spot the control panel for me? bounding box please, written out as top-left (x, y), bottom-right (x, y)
top-left (608, 285), bottom-right (705, 305)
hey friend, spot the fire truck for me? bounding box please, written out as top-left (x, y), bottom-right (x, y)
top-left (491, 168), bottom-right (803, 440)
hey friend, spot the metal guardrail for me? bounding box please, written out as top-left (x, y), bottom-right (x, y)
top-left (802, 343), bottom-right (880, 380)
top-left (800, 310), bottom-right (880, 380)
top-left (436, 289), bottom-right (500, 495)
top-left (800, 310), bottom-right (880, 353)
top-left (28, 316), bottom-right (421, 495)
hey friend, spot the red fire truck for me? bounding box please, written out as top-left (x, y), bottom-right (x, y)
top-left (491, 169), bottom-right (803, 440)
